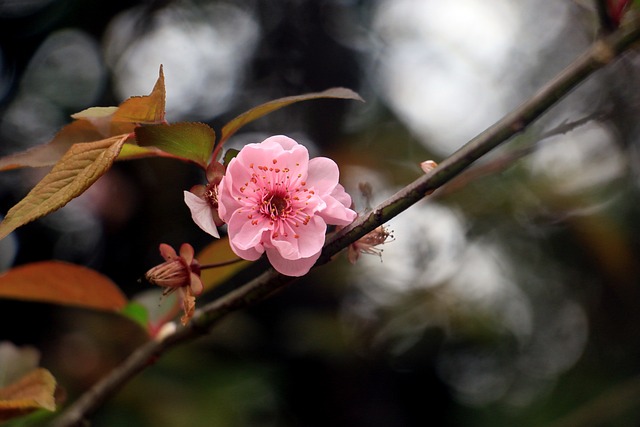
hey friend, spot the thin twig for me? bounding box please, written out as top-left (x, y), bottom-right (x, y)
top-left (199, 257), bottom-right (245, 269)
top-left (51, 18), bottom-right (640, 427)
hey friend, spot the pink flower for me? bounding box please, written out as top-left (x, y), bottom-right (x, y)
top-left (184, 161), bottom-right (225, 238)
top-left (144, 243), bottom-right (203, 325)
top-left (217, 135), bottom-right (357, 276)
top-left (347, 225), bottom-right (393, 264)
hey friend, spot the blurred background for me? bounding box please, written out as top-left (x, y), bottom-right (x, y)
top-left (2, 0), bottom-right (640, 426)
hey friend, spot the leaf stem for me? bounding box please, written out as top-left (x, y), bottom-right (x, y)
top-left (51, 18), bottom-right (640, 427)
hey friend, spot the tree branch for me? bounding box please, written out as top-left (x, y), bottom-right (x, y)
top-left (51, 18), bottom-right (640, 427)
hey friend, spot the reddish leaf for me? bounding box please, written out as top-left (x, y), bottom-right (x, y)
top-left (135, 122), bottom-right (216, 168)
top-left (0, 368), bottom-right (57, 421)
top-left (0, 261), bottom-right (127, 311)
top-left (0, 134), bottom-right (128, 240)
top-left (219, 87), bottom-right (364, 147)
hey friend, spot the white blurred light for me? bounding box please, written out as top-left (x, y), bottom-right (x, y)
top-left (104, 3), bottom-right (259, 122)
top-left (528, 121), bottom-right (626, 195)
top-left (351, 205), bottom-right (534, 343)
top-left (20, 29), bottom-right (105, 109)
top-left (372, 0), bottom-right (519, 155)
top-left (1, 29), bottom-right (105, 149)
top-left (354, 201), bottom-right (468, 303)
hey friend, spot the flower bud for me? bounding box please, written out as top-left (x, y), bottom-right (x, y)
top-left (145, 258), bottom-right (191, 290)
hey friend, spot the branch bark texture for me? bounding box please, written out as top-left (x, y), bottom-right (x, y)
top-left (52, 19), bottom-right (640, 427)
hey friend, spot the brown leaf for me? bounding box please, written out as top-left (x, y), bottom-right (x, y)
top-left (0, 134), bottom-right (128, 240)
top-left (0, 65), bottom-right (166, 171)
top-left (112, 65), bottom-right (166, 124)
top-left (197, 237), bottom-right (250, 292)
top-left (0, 368), bottom-right (57, 421)
top-left (0, 261), bottom-right (127, 311)
top-left (0, 120), bottom-right (119, 171)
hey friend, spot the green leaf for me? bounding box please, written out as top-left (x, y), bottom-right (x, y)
top-left (117, 142), bottom-right (164, 160)
top-left (223, 148), bottom-right (239, 166)
top-left (0, 261), bottom-right (127, 311)
top-left (0, 134), bottom-right (128, 240)
top-left (135, 122), bottom-right (216, 168)
top-left (120, 302), bottom-right (150, 331)
top-left (219, 87), bottom-right (364, 146)
top-left (132, 289), bottom-right (179, 336)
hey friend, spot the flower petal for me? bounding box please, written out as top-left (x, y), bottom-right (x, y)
top-left (184, 191), bottom-right (220, 238)
top-left (318, 193), bottom-right (357, 225)
top-left (270, 215), bottom-right (326, 259)
top-left (216, 177), bottom-right (235, 223)
top-left (226, 211), bottom-right (267, 261)
top-left (159, 243), bottom-right (178, 261)
top-left (179, 243), bottom-right (195, 264)
top-left (330, 183), bottom-right (353, 208)
top-left (229, 242), bottom-right (264, 261)
top-left (262, 135), bottom-right (299, 151)
top-left (237, 136), bottom-right (309, 182)
top-left (307, 157), bottom-right (340, 195)
top-left (189, 272), bottom-right (203, 296)
top-left (228, 211), bottom-right (268, 249)
top-left (266, 247), bottom-right (321, 277)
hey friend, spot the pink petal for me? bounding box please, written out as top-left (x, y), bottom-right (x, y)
top-left (229, 241), bottom-right (264, 261)
top-left (270, 215), bottom-right (326, 259)
top-left (223, 157), bottom-right (256, 198)
top-left (159, 243), bottom-right (178, 261)
top-left (179, 243), bottom-right (195, 264)
top-left (227, 210), bottom-right (270, 252)
top-left (184, 191), bottom-right (220, 238)
top-left (262, 135), bottom-right (299, 150)
top-left (236, 143), bottom-right (285, 173)
top-left (216, 177), bottom-right (235, 223)
top-left (318, 194), bottom-right (357, 226)
top-left (307, 157), bottom-right (340, 195)
top-left (189, 273), bottom-right (203, 295)
top-left (330, 183), bottom-right (353, 208)
top-left (243, 136), bottom-right (309, 177)
top-left (266, 247), bottom-right (322, 277)
top-left (226, 214), bottom-right (265, 261)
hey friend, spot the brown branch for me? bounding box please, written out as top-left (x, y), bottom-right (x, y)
top-left (51, 18), bottom-right (640, 427)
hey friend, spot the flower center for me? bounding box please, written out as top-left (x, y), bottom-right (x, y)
top-left (204, 183), bottom-right (218, 207)
top-left (259, 192), bottom-right (292, 221)
top-left (270, 195), bottom-right (288, 216)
